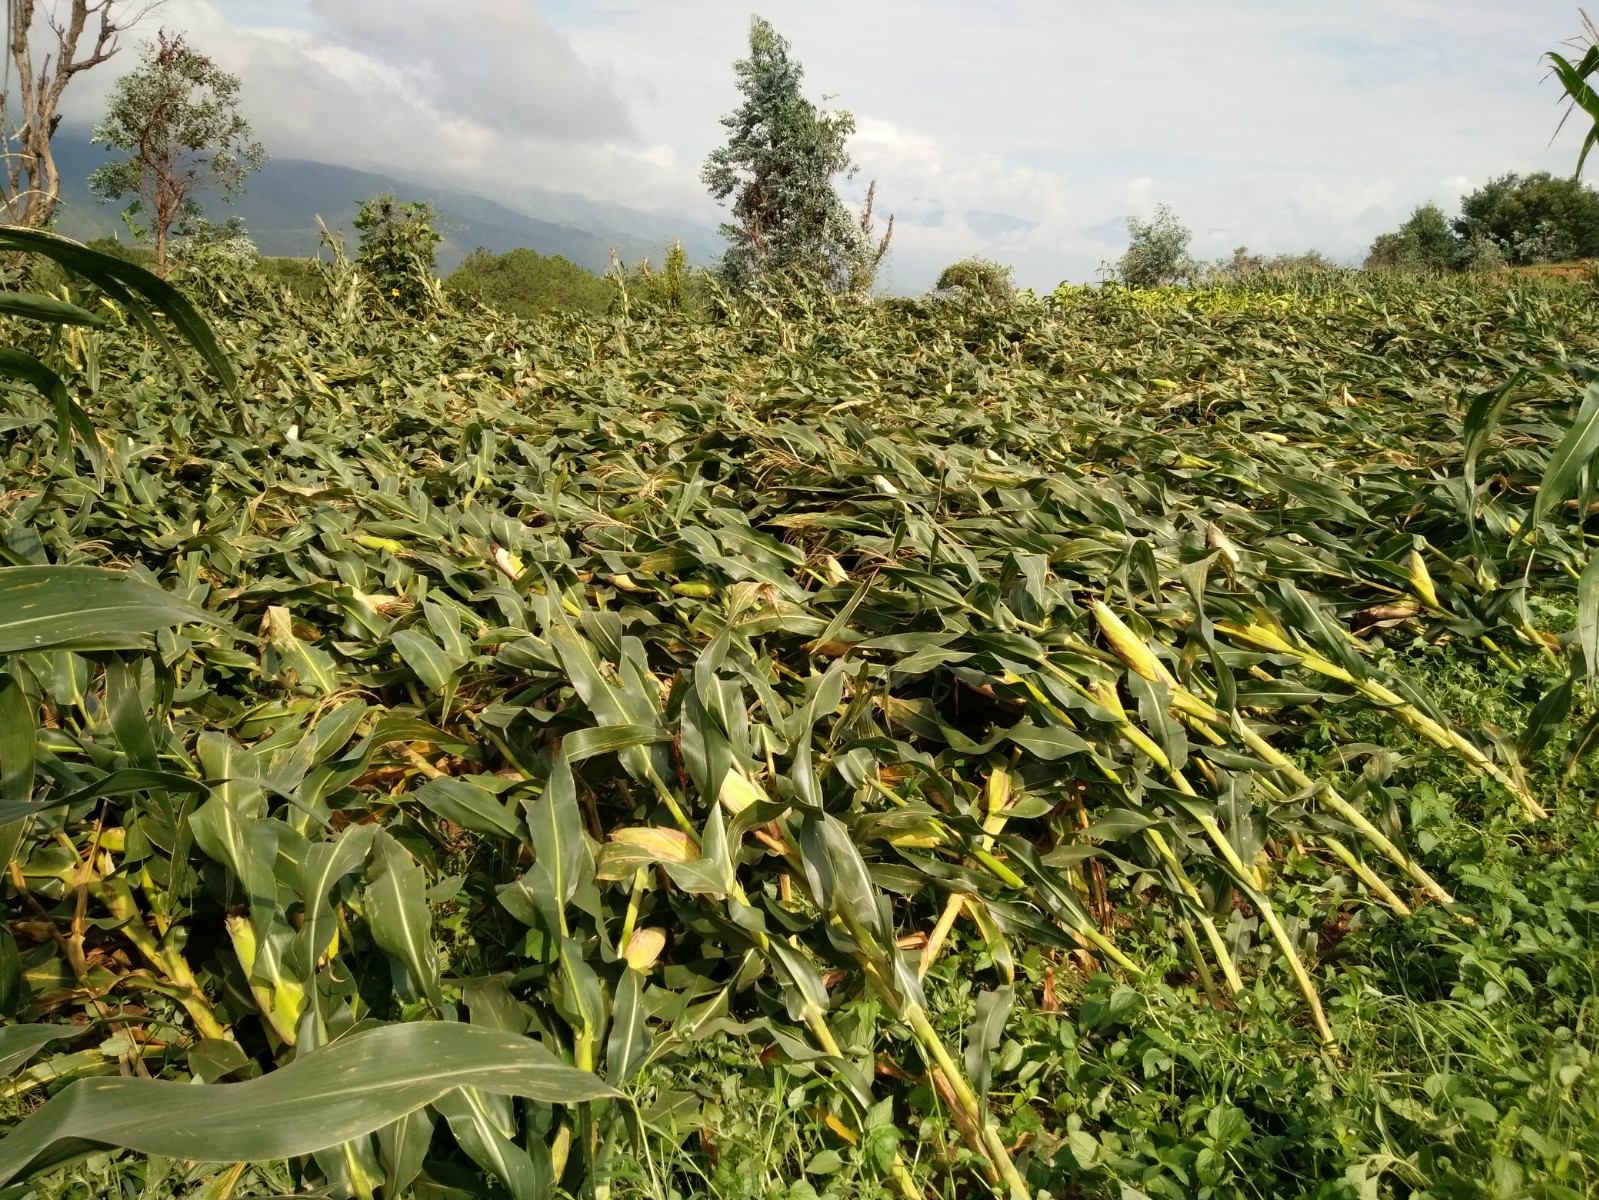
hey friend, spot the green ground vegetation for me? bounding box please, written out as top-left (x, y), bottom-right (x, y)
top-left (445, 247), bottom-right (617, 318)
top-left (0, 255), bottom-right (1597, 1200)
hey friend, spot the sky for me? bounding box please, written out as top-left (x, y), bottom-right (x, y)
top-left (51, 0), bottom-right (1599, 291)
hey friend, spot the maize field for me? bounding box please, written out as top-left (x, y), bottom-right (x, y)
top-left (0, 243), bottom-right (1597, 1199)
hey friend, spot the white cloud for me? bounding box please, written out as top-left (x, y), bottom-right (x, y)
top-left (55, 0), bottom-right (691, 213)
top-left (48, 0), bottom-right (1599, 289)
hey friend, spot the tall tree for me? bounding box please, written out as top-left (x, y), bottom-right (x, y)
top-left (701, 15), bottom-right (871, 292)
top-left (1118, 204), bottom-right (1196, 287)
top-left (1365, 203), bottom-right (1460, 272)
top-left (2, 0), bottom-right (150, 228)
top-left (1454, 173), bottom-right (1599, 264)
top-left (87, 30), bottom-right (265, 276)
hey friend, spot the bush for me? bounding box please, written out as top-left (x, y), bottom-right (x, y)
top-left (81, 236), bottom-right (155, 268)
top-left (1118, 204), bottom-right (1198, 287)
top-left (1216, 245), bottom-right (1338, 279)
top-left (609, 240), bottom-right (717, 317)
top-left (1455, 172), bottom-right (1599, 264)
top-left (444, 247), bottom-right (615, 317)
top-left (933, 256), bottom-right (1014, 304)
top-left (1365, 203), bottom-right (1459, 272)
top-left (169, 215), bottom-right (259, 272)
top-left (254, 256), bottom-right (324, 300)
top-left (354, 194), bottom-right (442, 313)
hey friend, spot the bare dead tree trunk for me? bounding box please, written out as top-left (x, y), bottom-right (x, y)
top-left (1, 0), bottom-right (150, 228)
top-left (853, 179), bottom-right (894, 295)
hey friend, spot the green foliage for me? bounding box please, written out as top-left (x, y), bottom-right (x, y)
top-left (1454, 172), bottom-right (1599, 265)
top-left (170, 214), bottom-right (259, 271)
top-left (354, 194), bottom-right (443, 314)
top-left (933, 256), bottom-right (1015, 304)
top-left (1365, 203), bottom-right (1460, 272)
top-left (252, 255), bottom-right (324, 301)
top-left (87, 31), bottom-right (266, 276)
top-left (1368, 177), bottom-right (1599, 273)
top-left (4, 256), bottom-right (1599, 1198)
top-left (701, 16), bottom-right (867, 293)
top-left (1116, 204), bottom-right (1197, 287)
top-left (1215, 245), bottom-right (1338, 279)
top-left (78, 236), bottom-right (154, 268)
top-left (444, 246), bottom-right (614, 317)
top-left (1548, 20), bottom-right (1599, 178)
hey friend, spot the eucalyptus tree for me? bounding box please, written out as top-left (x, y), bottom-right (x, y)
top-left (88, 30), bottom-right (265, 276)
top-left (702, 15), bottom-right (872, 293)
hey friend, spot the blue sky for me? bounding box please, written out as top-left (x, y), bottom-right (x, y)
top-left (68, 0), bottom-right (1599, 290)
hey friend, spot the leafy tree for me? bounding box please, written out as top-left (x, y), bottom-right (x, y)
top-left (445, 246), bottom-right (614, 317)
top-left (87, 31), bottom-right (266, 276)
top-left (2, 0), bottom-right (145, 229)
top-left (1452, 173), bottom-right (1599, 264)
top-left (354, 193), bottom-right (442, 313)
top-left (701, 16), bottom-right (868, 292)
top-left (1364, 203), bottom-right (1458, 272)
top-left (933, 256), bottom-right (1014, 304)
top-left (1117, 204), bottom-right (1196, 287)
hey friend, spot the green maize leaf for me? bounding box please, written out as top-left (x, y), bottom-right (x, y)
top-left (365, 830), bottom-right (443, 1007)
top-left (377, 1107), bottom-right (434, 1200)
top-left (0, 674), bottom-right (36, 817)
top-left (0, 292), bottom-right (105, 327)
top-left (662, 801), bottom-right (736, 898)
top-left (432, 1088), bottom-right (547, 1200)
top-left (1519, 674), bottom-right (1575, 764)
top-left (390, 629), bottom-right (455, 694)
top-left (607, 967), bottom-right (651, 1084)
top-left (0, 1022), bottom-right (616, 1186)
top-left (293, 823), bottom-right (378, 989)
top-left (1461, 374), bottom-right (1523, 521)
top-left (0, 1025), bottom-right (79, 1078)
top-left (0, 346), bottom-right (97, 470)
top-left (1549, 50), bottom-right (1599, 177)
top-left (522, 750), bottom-right (589, 932)
top-left (563, 722), bottom-right (670, 763)
top-left (0, 227), bottom-right (236, 394)
top-left (964, 985), bottom-right (1015, 1108)
top-left (1529, 380), bottom-right (1599, 539)
top-left (0, 567), bottom-right (223, 654)
top-left (0, 929), bottom-right (20, 1018)
top-left (104, 657), bottom-right (159, 771)
top-left (0, 768), bottom-right (206, 826)
top-left (413, 776), bottom-right (523, 839)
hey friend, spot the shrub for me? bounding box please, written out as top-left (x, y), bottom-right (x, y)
top-left (933, 256), bottom-right (1014, 303)
top-left (170, 215), bottom-right (258, 269)
top-left (1455, 172), bottom-right (1599, 264)
top-left (354, 193), bottom-right (442, 313)
top-left (1365, 203), bottom-right (1459, 272)
top-left (444, 246), bottom-right (614, 317)
top-left (1118, 204), bottom-right (1198, 287)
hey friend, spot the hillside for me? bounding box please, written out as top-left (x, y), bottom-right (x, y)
top-left (46, 129), bottom-right (723, 274)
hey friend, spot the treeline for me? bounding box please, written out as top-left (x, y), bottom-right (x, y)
top-left (1366, 172), bottom-right (1599, 271)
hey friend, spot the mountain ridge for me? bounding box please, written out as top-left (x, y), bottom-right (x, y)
top-left (47, 128), bottom-right (724, 275)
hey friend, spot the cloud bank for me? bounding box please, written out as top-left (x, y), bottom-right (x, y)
top-left (53, 0), bottom-right (1599, 290)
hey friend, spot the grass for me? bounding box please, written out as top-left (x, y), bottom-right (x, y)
top-left (2, 258), bottom-right (1599, 1199)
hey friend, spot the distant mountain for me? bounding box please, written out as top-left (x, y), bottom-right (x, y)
top-left (47, 129), bottom-right (724, 275)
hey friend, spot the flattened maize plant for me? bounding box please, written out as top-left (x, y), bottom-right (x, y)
top-left (1, 244), bottom-right (1598, 1197)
